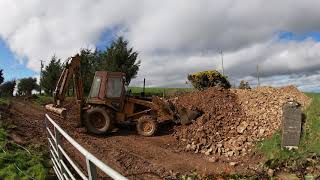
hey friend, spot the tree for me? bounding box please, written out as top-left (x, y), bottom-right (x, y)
top-left (79, 48), bottom-right (98, 94)
top-left (17, 77), bottom-right (39, 96)
top-left (99, 36), bottom-right (140, 85)
top-left (40, 55), bottom-right (62, 95)
top-left (238, 80), bottom-right (251, 89)
top-left (0, 69), bottom-right (4, 85)
top-left (0, 80), bottom-right (16, 97)
top-left (187, 70), bottom-right (231, 90)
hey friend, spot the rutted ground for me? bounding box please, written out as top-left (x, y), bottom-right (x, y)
top-left (8, 98), bottom-right (262, 179)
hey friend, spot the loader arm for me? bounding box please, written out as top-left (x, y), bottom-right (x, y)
top-left (53, 54), bottom-right (84, 107)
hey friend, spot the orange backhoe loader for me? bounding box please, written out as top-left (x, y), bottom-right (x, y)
top-left (45, 55), bottom-right (199, 136)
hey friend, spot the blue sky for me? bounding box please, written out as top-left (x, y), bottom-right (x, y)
top-left (0, 39), bottom-right (38, 81)
top-left (278, 31), bottom-right (320, 42)
top-left (0, 30), bottom-right (115, 82)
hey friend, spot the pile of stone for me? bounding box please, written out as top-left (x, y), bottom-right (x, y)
top-left (172, 86), bottom-right (311, 158)
top-left (279, 85), bottom-right (311, 108)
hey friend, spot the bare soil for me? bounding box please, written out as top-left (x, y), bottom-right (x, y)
top-left (5, 98), bottom-right (263, 179)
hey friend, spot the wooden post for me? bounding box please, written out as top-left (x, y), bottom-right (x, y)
top-left (143, 78), bottom-right (145, 95)
top-left (40, 60), bottom-right (44, 95)
top-left (220, 50), bottom-right (224, 76)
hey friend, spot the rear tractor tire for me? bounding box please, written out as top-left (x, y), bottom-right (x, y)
top-left (136, 115), bottom-right (158, 137)
top-left (84, 107), bottom-right (112, 135)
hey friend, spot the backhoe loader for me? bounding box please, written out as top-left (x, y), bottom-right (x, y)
top-left (45, 55), bottom-right (199, 136)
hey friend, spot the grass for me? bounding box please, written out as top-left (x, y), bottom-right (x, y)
top-left (128, 87), bottom-right (193, 97)
top-left (0, 125), bottom-right (49, 179)
top-left (301, 93), bottom-right (320, 154)
top-left (33, 95), bottom-right (53, 105)
top-left (0, 98), bottom-right (9, 106)
top-left (257, 93), bottom-right (320, 170)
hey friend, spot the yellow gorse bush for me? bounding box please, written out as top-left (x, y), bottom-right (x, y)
top-left (187, 70), bottom-right (231, 90)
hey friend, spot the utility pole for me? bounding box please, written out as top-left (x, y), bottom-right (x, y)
top-left (40, 60), bottom-right (44, 95)
top-left (142, 78), bottom-right (146, 97)
top-left (256, 64), bottom-right (260, 87)
top-left (220, 50), bottom-right (224, 76)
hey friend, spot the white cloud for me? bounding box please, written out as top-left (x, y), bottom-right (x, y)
top-left (132, 39), bottom-right (320, 91)
top-left (0, 0), bottom-right (320, 91)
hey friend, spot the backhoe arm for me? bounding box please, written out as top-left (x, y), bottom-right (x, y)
top-left (53, 54), bottom-right (84, 106)
top-left (46, 54), bottom-right (84, 118)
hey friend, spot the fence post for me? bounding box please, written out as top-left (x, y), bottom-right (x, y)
top-left (54, 128), bottom-right (65, 175)
top-left (87, 158), bottom-right (98, 180)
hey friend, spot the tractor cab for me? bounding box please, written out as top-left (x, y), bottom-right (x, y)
top-left (87, 71), bottom-right (126, 111)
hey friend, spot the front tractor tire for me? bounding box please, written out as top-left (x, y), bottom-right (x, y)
top-left (84, 107), bottom-right (112, 135)
top-left (136, 115), bottom-right (158, 137)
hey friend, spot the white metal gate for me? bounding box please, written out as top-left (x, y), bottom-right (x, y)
top-left (45, 114), bottom-right (127, 180)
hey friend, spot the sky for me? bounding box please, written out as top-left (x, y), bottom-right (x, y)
top-left (0, 0), bottom-right (320, 92)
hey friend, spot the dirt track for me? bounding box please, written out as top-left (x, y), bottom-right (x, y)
top-left (8, 98), bottom-right (262, 179)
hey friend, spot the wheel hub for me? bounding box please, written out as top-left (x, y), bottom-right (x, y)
top-left (90, 113), bottom-right (106, 129)
top-left (141, 121), bottom-right (153, 133)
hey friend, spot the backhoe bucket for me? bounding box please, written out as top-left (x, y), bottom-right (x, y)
top-left (45, 104), bottom-right (67, 118)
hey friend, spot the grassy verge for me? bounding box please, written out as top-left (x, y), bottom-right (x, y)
top-left (256, 93), bottom-right (320, 175)
top-left (33, 95), bottom-right (53, 105)
top-left (0, 125), bottom-right (50, 179)
top-left (301, 93), bottom-right (320, 154)
top-left (0, 98), bottom-right (9, 106)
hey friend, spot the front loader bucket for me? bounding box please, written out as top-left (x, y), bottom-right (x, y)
top-left (175, 107), bottom-right (201, 125)
top-left (152, 97), bottom-right (201, 125)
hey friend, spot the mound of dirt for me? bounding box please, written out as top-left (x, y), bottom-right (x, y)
top-left (172, 87), bottom-right (248, 157)
top-left (279, 85), bottom-right (311, 108)
top-left (172, 86), bottom-right (310, 158)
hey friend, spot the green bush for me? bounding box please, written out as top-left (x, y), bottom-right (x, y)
top-left (238, 80), bottom-right (251, 89)
top-left (187, 70), bottom-right (231, 90)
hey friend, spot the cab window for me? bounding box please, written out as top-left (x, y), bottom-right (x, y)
top-left (106, 77), bottom-right (123, 98)
top-left (89, 76), bottom-right (101, 97)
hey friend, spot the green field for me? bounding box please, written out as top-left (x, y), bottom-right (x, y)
top-left (128, 87), bottom-right (193, 97)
